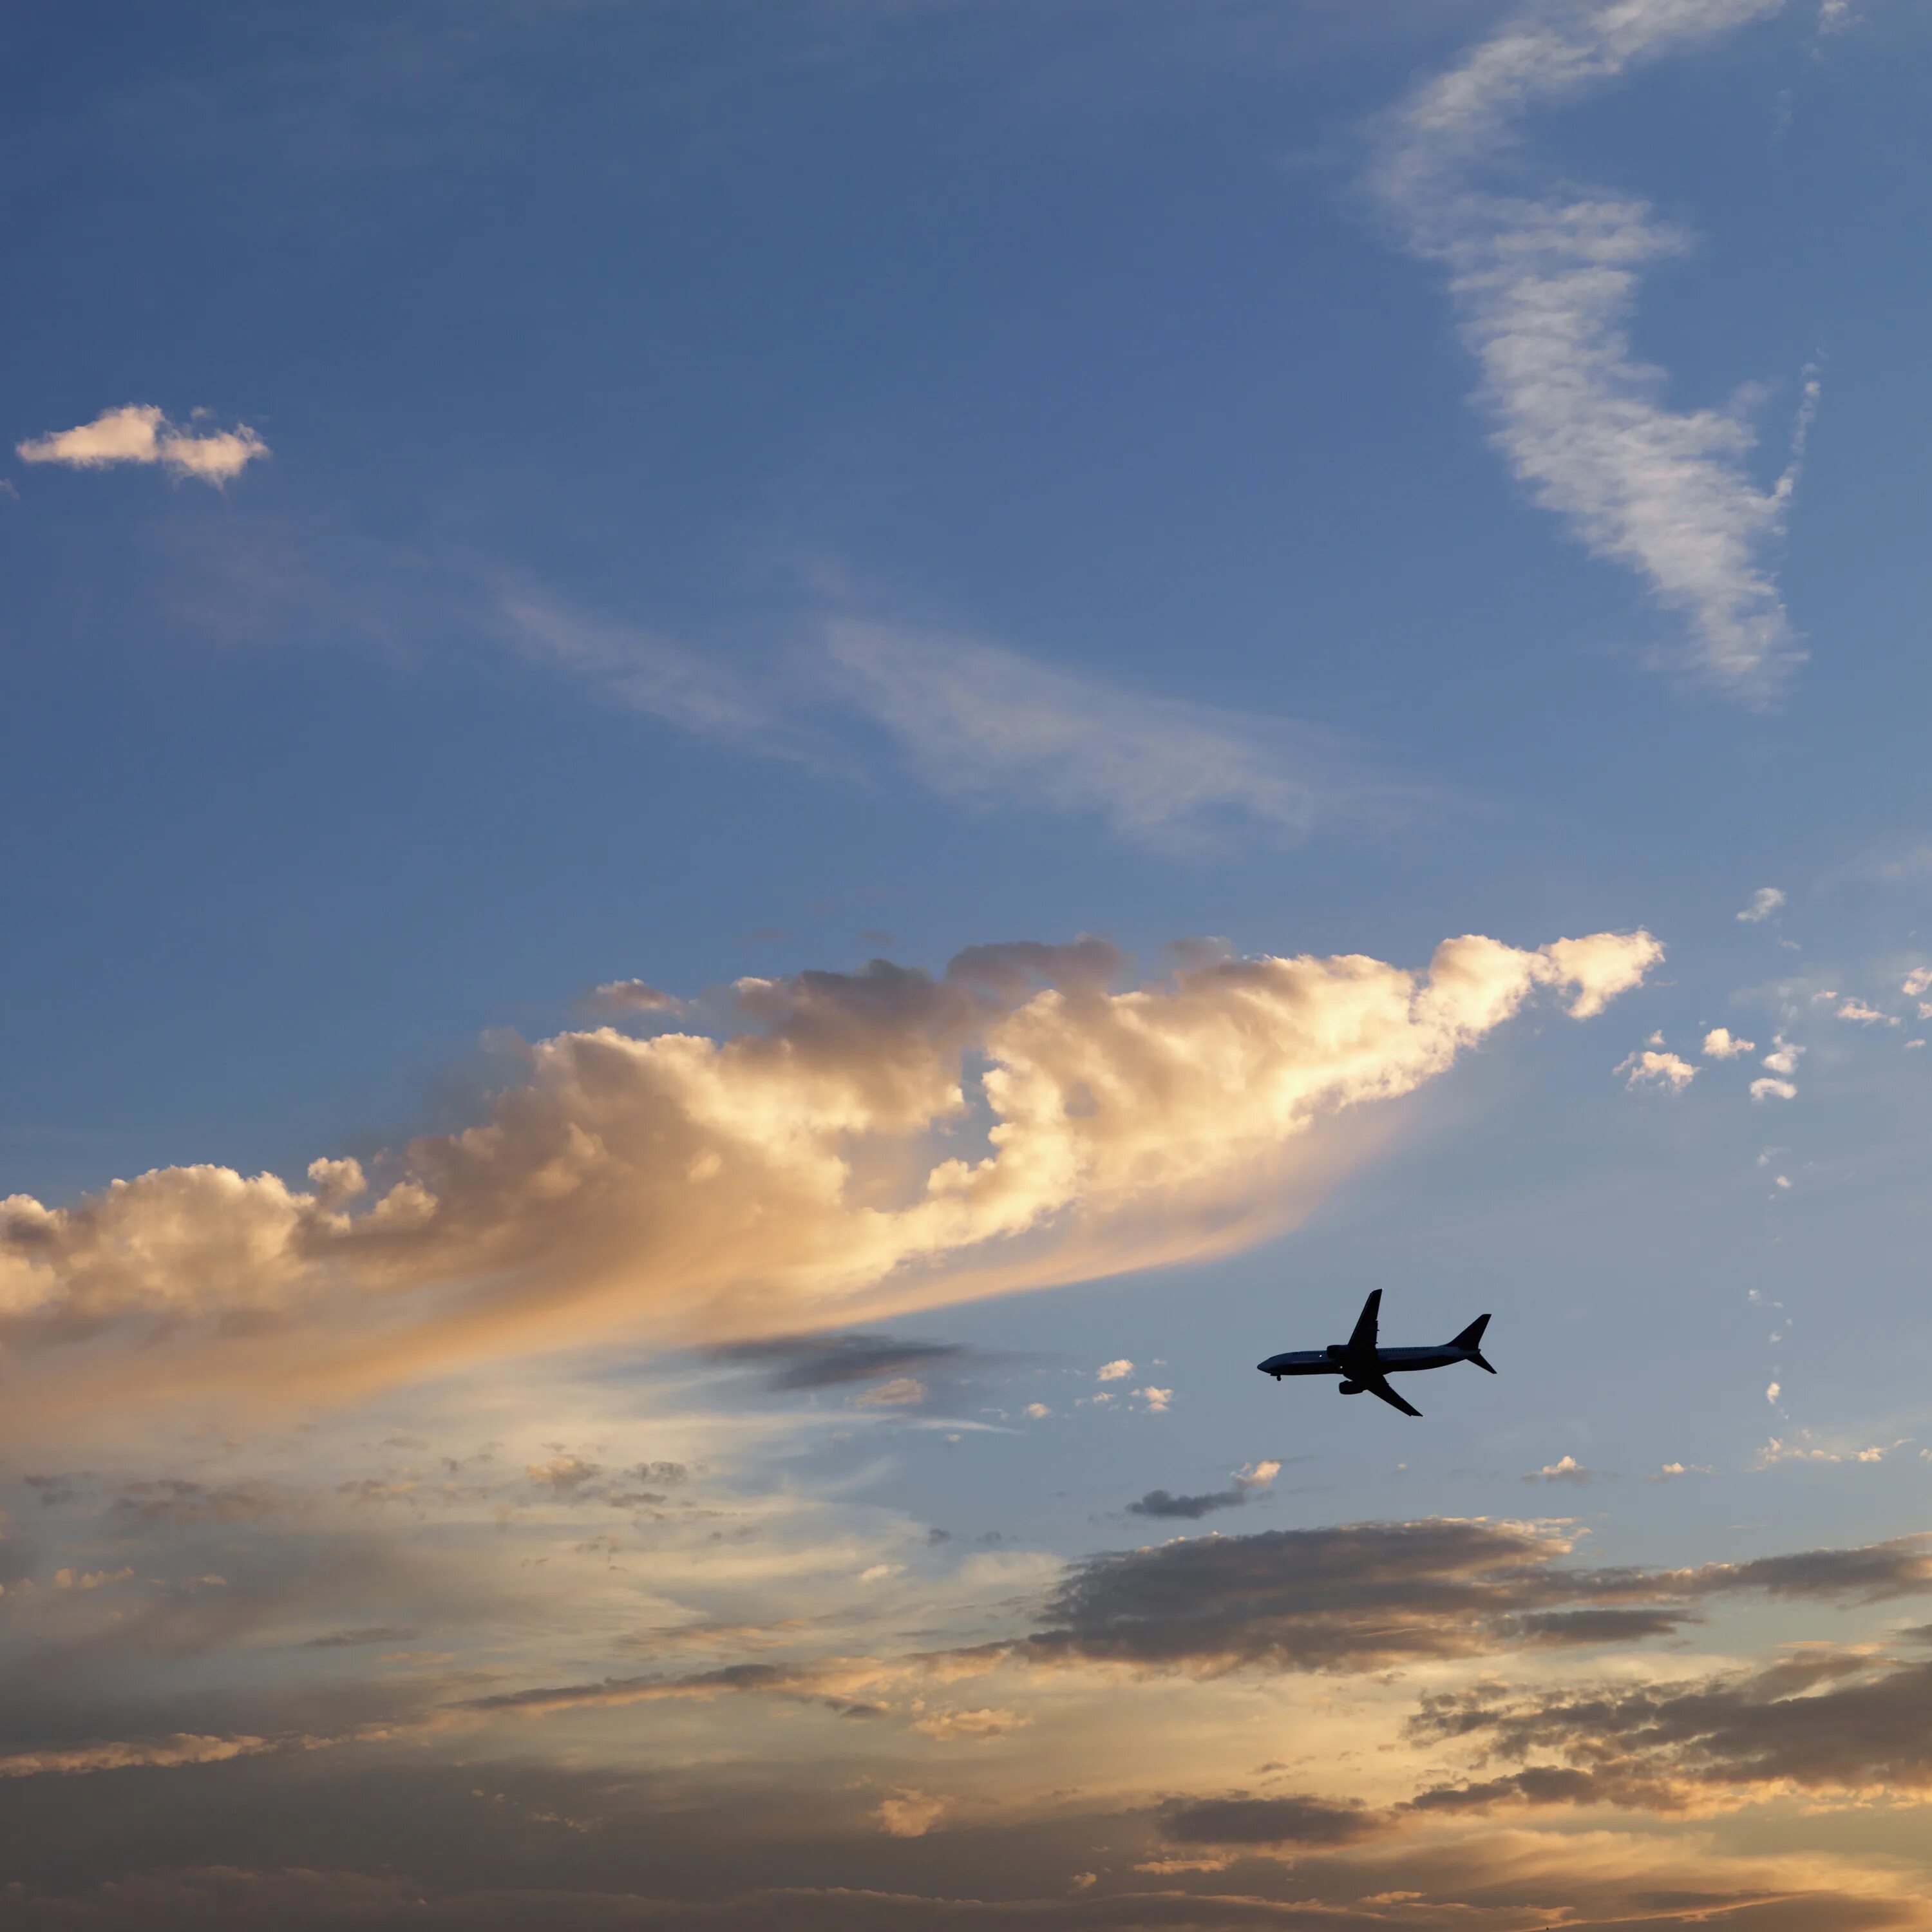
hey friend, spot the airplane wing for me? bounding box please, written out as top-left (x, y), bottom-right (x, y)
top-left (1347, 1289), bottom-right (1381, 1356)
top-left (1358, 1370), bottom-right (1421, 1419)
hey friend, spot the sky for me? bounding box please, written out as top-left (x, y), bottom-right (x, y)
top-left (5, 0), bottom-right (1932, 1925)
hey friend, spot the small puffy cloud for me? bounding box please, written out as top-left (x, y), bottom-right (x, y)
top-left (1096, 1359), bottom-right (1133, 1382)
top-left (1767, 1381), bottom-right (1783, 1406)
top-left (1137, 1387), bottom-right (1173, 1412)
top-left (1751, 1077), bottom-right (1798, 1103)
top-left (17, 404), bottom-right (268, 484)
top-left (1616, 1049), bottom-right (1696, 1092)
top-left (1023, 1403), bottom-right (1050, 1419)
top-left (1738, 887), bottom-right (1786, 923)
top-left (1761, 1037), bottom-right (1803, 1075)
top-left (1837, 999), bottom-right (1899, 1027)
top-left (1649, 1462), bottom-right (1711, 1481)
top-left (1524, 1455), bottom-right (1596, 1486)
top-left (1701, 1028), bottom-right (1754, 1059)
top-left (585, 979), bottom-right (680, 1015)
top-left (526, 1455), bottom-right (602, 1492)
top-left (1903, 967), bottom-right (1932, 998)
top-left (875, 1790), bottom-right (947, 1837)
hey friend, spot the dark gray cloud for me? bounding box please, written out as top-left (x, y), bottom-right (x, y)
top-left (1160, 1794), bottom-right (1381, 1847)
top-left (1126, 1486), bottom-right (1251, 1522)
top-left (710, 1332), bottom-right (978, 1393)
top-left (1011, 1524), bottom-right (1932, 1676)
top-left (1408, 1649), bottom-right (1932, 1808)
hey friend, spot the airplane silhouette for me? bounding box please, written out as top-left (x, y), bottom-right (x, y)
top-left (1256, 1289), bottom-right (1494, 1417)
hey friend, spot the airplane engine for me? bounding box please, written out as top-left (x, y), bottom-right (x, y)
top-left (1338, 1382), bottom-right (1364, 1394)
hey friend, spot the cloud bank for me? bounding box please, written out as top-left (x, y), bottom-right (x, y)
top-left (0, 927), bottom-right (1658, 1415)
top-left (1372, 0), bottom-right (1805, 701)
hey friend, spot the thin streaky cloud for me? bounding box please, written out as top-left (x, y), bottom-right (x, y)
top-left (502, 591), bottom-right (1426, 852)
top-left (1370, 0), bottom-right (1806, 703)
top-left (821, 618), bottom-right (1422, 851)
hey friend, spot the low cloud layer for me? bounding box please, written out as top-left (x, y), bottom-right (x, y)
top-left (1011, 1522), bottom-right (1932, 1676)
top-left (16, 404), bottom-right (268, 484)
top-left (1411, 1646), bottom-right (1932, 1811)
top-left (0, 927), bottom-right (1659, 1417)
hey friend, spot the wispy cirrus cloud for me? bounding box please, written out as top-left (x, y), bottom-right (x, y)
top-left (1370, 0), bottom-right (1808, 703)
top-left (819, 619), bottom-right (1417, 853)
top-left (498, 592), bottom-right (1423, 853)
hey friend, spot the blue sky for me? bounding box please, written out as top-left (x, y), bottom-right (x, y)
top-left (6, 4), bottom-right (1932, 1926)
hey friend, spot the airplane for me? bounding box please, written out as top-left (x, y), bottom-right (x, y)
top-left (1256, 1289), bottom-right (1494, 1417)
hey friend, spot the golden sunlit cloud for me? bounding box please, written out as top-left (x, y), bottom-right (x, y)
top-left (0, 929), bottom-right (1659, 1422)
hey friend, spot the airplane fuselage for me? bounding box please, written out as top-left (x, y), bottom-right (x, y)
top-left (1257, 1345), bottom-right (1475, 1379)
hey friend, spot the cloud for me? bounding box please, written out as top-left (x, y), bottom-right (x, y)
top-left (821, 620), bottom-right (1419, 851)
top-left (1523, 1455), bottom-right (1597, 1485)
top-left (16, 404), bottom-right (268, 484)
top-left (1750, 1077), bottom-right (1798, 1103)
top-left (874, 1790), bottom-right (947, 1837)
top-left (1761, 1036), bottom-right (1803, 1074)
top-left (1701, 1027), bottom-right (1755, 1058)
top-left (1904, 967), bottom-right (1932, 998)
top-left (849, 1376), bottom-right (928, 1408)
top-left (1615, 1049), bottom-right (1696, 1092)
top-left (1372, 5), bottom-right (1805, 701)
top-left (1738, 886), bottom-right (1788, 922)
top-left (504, 596), bottom-right (1426, 853)
top-left (0, 927), bottom-right (1659, 1416)
top-left (1836, 999), bottom-right (1899, 1026)
top-left (1160, 1794), bottom-right (1381, 1848)
top-left (1408, 1647), bottom-right (1932, 1810)
top-left (711, 1332), bottom-right (974, 1393)
top-left (1128, 1461), bottom-right (1281, 1522)
top-left (583, 980), bottom-right (681, 1016)
top-left (1007, 1520), bottom-right (1932, 1678)
top-left (1095, 1359), bottom-right (1134, 1382)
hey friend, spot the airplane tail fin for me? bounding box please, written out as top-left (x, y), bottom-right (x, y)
top-left (1450, 1313), bottom-right (1496, 1374)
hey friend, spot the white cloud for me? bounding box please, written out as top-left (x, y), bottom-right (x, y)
top-left (1750, 1077), bottom-right (1798, 1103)
top-left (821, 620), bottom-right (1416, 851)
top-left (16, 404), bottom-right (268, 484)
top-left (1701, 1027), bottom-right (1754, 1059)
top-left (1096, 1359), bottom-right (1134, 1382)
top-left (1616, 1048), bottom-right (1696, 1092)
top-left (586, 980), bottom-right (681, 1015)
top-left (1370, 1), bottom-right (1805, 702)
top-left (1235, 1459), bottom-right (1282, 1492)
top-left (1023, 1402), bottom-right (1051, 1419)
top-left (1836, 999), bottom-right (1898, 1027)
top-left (1761, 1037), bottom-right (1803, 1075)
top-left (0, 927), bottom-right (1660, 1411)
top-left (1136, 1387), bottom-right (1173, 1412)
top-left (1738, 887), bottom-right (1787, 923)
top-left (1902, 967), bottom-right (1932, 998)
top-left (1766, 1381), bottom-right (1782, 1406)
top-left (1524, 1454), bottom-right (1596, 1485)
